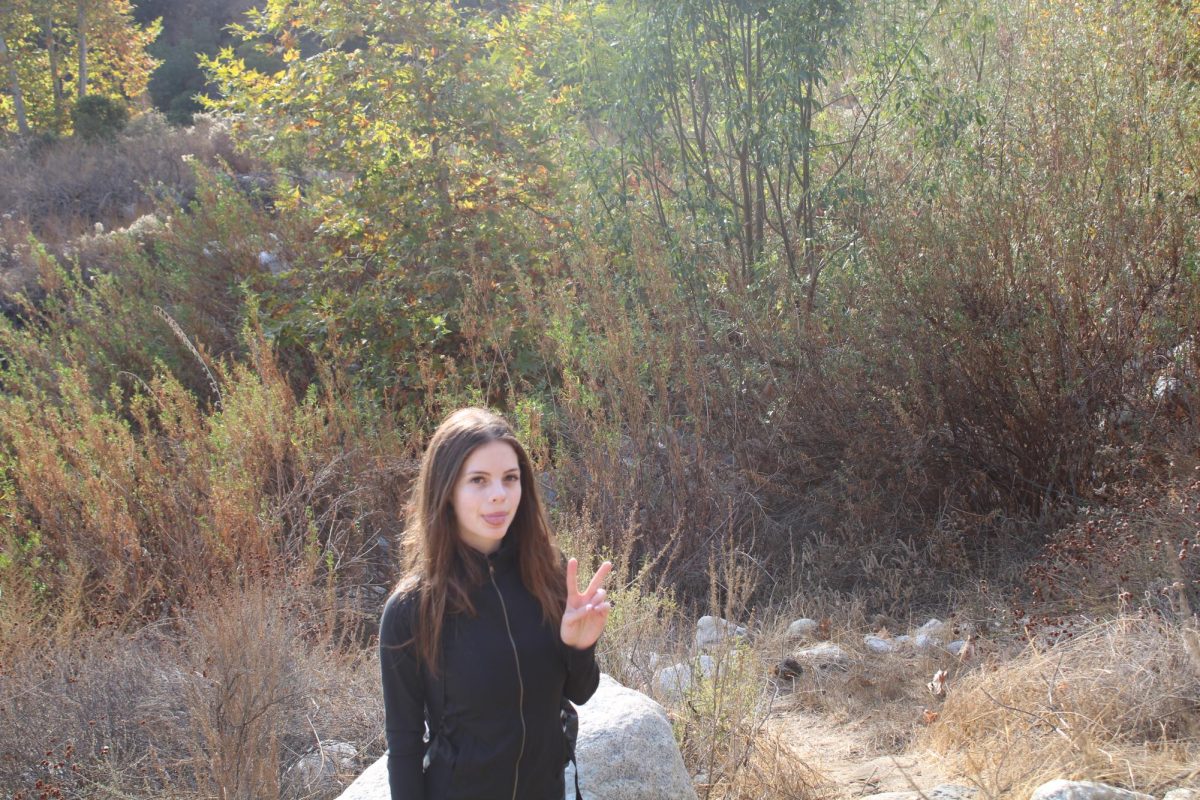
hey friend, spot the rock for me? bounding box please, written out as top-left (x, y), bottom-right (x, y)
top-left (654, 655), bottom-right (715, 701)
top-left (864, 635), bottom-right (895, 654)
top-left (915, 618), bottom-right (945, 636)
top-left (911, 633), bottom-right (941, 651)
top-left (333, 753), bottom-right (386, 800)
top-left (695, 615), bottom-right (747, 648)
top-left (258, 250), bottom-right (289, 275)
top-left (1163, 790), bottom-right (1200, 800)
top-left (1029, 779), bottom-right (1154, 800)
top-left (946, 640), bottom-right (968, 655)
top-left (566, 674), bottom-right (698, 800)
top-left (292, 741), bottom-right (357, 792)
top-left (655, 662), bottom-right (692, 698)
top-left (787, 618), bottom-right (820, 640)
top-left (790, 642), bottom-right (849, 668)
top-left (770, 657), bottom-right (804, 680)
top-left (1154, 374), bottom-right (1182, 401)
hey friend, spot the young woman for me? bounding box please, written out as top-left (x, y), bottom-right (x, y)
top-left (380, 407), bottom-right (612, 800)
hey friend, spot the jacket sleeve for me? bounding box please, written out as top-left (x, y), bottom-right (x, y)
top-left (561, 641), bottom-right (600, 704)
top-left (380, 592), bottom-right (426, 800)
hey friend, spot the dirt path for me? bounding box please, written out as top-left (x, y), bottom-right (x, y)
top-left (763, 709), bottom-right (952, 798)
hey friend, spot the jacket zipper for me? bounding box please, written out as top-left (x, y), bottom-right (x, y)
top-left (489, 562), bottom-right (526, 800)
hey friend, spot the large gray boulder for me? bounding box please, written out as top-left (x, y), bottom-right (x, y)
top-left (335, 674), bottom-right (696, 800)
top-left (569, 673), bottom-right (697, 799)
top-left (1030, 780), bottom-right (1154, 800)
top-left (335, 754), bottom-right (387, 800)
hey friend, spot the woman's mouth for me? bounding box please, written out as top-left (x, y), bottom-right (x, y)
top-left (483, 512), bottom-right (509, 526)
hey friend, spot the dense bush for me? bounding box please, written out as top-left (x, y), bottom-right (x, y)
top-left (71, 95), bottom-right (131, 141)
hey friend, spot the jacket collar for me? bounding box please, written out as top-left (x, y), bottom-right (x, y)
top-left (463, 533), bottom-right (519, 574)
top-left (487, 534), bottom-right (519, 573)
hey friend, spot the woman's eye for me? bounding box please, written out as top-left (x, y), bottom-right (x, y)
top-left (505, 474), bottom-right (520, 482)
top-left (470, 476), bottom-right (485, 484)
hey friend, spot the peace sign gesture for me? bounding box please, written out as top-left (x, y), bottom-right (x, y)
top-left (560, 558), bottom-right (613, 650)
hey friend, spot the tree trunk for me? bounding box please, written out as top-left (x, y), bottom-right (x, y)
top-left (45, 11), bottom-right (63, 126)
top-left (76, 0), bottom-right (87, 99)
top-left (0, 33), bottom-right (29, 135)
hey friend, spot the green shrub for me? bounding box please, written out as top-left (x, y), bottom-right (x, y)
top-left (71, 95), bottom-right (131, 142)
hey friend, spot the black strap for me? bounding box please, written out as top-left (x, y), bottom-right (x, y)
top-left (420, 659), bottom-right (447, 773)
top-left (571, 755), bottom-right (582, 800)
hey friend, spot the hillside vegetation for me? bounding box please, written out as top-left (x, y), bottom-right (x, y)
top-left (0, 0), bottom-right (1198, 798)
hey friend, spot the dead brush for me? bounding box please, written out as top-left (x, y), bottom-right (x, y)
top-left (0, 112), bottom-right (252, 243)
top-left (706, 727), bottom-right (826, 800)
top-left (661, 534), bottom-right (830, 799)
top-left (923, 615), bottom-right (1200, 800)
top-left (555, 507), bottom-right (680, 692)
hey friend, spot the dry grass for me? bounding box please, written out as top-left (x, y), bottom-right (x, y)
top-left (923, 615), bottom-right (1200, 800)
top-left (0, 583), bottom-right (382, 800)
top-left (0, 113), bottom-right (252, 246)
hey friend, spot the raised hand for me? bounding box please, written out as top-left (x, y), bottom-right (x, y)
top-left (560, 557), bottom-right (613, 650)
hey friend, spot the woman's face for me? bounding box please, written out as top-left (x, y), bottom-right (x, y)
top-left (451, 440), bottom-right (522, 555)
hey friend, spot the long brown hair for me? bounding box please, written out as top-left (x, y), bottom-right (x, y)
top-left (395, 407), bottom-right (565, 676)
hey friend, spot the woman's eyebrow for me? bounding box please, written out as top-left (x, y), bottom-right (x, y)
top-left (465, 467), bottom-right (521, 475)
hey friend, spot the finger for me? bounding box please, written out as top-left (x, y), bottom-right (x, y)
top-left (582, 561), bottom-right (613, 598)
top-left (565, 557), bottom-right (579, 599)
top-left (580, 586), bottom-right (607, 605)
top-left (583, 595), bottom-right (611, 614)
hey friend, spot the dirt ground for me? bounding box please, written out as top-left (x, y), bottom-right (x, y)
top-left (763, 708), bottom-right (953, 798)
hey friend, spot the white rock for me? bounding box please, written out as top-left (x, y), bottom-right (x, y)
top-left (863, 635), bottom-right (895, 654)
top-left (915, 618), bottom-right (945, 636)
top-left (566, 674), bottom-right (698, 799)
top-left (894, 635), bottom-right (912, 647)
top-left (655, 662), bottom-right (693, 699)
top-left (257, 249), bottom-right (289, 275)
top-left (786, 618), bottom-right (819, 640)
top-left (695, 615), bottom-right (747, 648)
top-left (1154, 375), bottom-right (1182, 400)
top-left (946, 640), bottom-right (968, 655)
top-left (1163, 790), bottom-right (1200, 800)
top-left (791, 642), bottom-right (849, 667)
top-left (1030, 779), bottom-right (1154, 800)
top-left (912, 633), bottom-right (941, 651)
top-left (292, 741), bottom-right (357, 791)
top-left (654, 654), bottom-right (717, 701)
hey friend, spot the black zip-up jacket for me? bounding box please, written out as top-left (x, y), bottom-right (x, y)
top-left (380, 538), bottom-right (600, 800)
